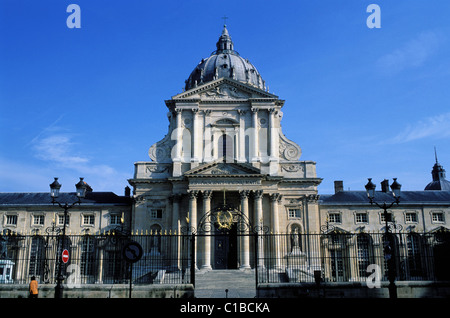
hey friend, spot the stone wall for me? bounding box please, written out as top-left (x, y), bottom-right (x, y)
top-left (257, 281), bottom-right (450, 298)
top-left (0, 284), bottom-right (194, 298)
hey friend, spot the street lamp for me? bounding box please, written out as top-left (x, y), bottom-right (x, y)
top-left (365, 178), bottom-right (401, 299)
top-left (49, 177), bottom-right (88, 298)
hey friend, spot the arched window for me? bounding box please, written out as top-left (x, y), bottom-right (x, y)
top-left (28, 236), bottom-right (46, 278)
top-left (356, 234), bottom-right (374, 280)
top-left (406, 233), bottom-right (424, 279)
top-left (218, 133), bottom-right (233, 162)
top-left (80, 235), bottom-right (97, 282)
top-left (181, 128), bottom-right (192, 161)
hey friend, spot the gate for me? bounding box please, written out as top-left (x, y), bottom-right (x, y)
top-left (182, 202), bottom-right (266, 287)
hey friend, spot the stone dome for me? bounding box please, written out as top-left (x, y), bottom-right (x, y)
top-left (185, 25), bottom-right (266, 91)
top-left (425, 153), bottom-right (450, 190)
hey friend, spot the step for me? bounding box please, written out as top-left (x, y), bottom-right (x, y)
top-left (194, 269), bottom-right (256, 298)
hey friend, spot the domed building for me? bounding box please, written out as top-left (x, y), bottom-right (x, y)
top-left (425, 151), bottom-right (450, 191)
top-left (130, 25), bottom-right (321, 270)
top-left (185, 25), bottom-right (266, 91)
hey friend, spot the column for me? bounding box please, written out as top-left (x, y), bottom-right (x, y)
top-left (188, 190), bottom-right (199, 269)
top-left (188, 190), bottom-right (199, 234)
top-left (251, 107), bottom-right (259, 162)
top-left (239, 190), bottom-right (251, 269)
top-left (269, 193), bottom-right (280, 234)
top-left (305, 194), bottom-right (321, 270)
top-left (202, 190), bottom-right (212, 270)
top-left (253, 190), bottom-right (264, 268)
top-left (174, 108), bottom-right (182, 160)
top-left (203, 110), bottom-right (212, 162)
top-left (237, 110), bottom-right (246, 162)
top-left (268, 108), bottom-right (278, 161)
top-left (173, 108), bottom-right (182, 176)
top-left (171, 194), bottom-right (181, 269)
top-left (270, 193), bottom-right (282, 269)
top-left (191, 108), bottom-right (199, 167)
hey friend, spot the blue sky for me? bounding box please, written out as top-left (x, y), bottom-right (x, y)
top-left (1, 0), bottom-right (449, 195)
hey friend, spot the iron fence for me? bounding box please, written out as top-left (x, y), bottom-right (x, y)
top-left (0, 233), bottom-right (192, 285)
top-left (0, 230), bottom-right (449, 286)
top-left (257, 231), bottom-right (450, 284)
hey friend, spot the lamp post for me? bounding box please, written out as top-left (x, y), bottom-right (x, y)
top-left (49, 177), bottom-right (88, 298)
top-left (365, 178), bottom-right (401, 299)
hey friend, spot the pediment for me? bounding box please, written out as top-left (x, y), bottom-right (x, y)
top-left (172, 78), bottom-right (278, 101)
top-left (322, 227), bottom-right (352, 235)
top-left (184, 160), bottom-right (262, 177)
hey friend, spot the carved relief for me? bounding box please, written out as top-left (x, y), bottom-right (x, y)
top-left (146, 165), bottom-right (170, 174)
top-left (200, 84), bottom-right (251, 100)
top-left (148, 133), bottom-right (174, 163)
top-left (199, 163), bottom-right (246, 175)
top-left (281, 163), bottom-right (304, 173)
top-left (279, 132), bottom-right (302, 161)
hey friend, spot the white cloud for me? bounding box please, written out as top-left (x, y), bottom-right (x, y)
top-left (33, 135), bottom-right (89, 166)
top-left (391, 112), bottom-right (450, 143)
top-left (30, 132), bottom-right (130, 193)
top-left (376, 31), bottom-right (443, 75)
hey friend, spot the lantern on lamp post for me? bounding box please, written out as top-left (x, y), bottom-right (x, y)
top-left (365, 177), bottom-right (401, 299)
top-left (49, 177), bottom-right (88, 298)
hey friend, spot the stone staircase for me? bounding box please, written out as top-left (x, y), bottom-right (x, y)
top-left (194, 269), bottom-right (256, 298)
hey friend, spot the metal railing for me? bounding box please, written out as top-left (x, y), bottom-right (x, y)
top-left (257, 231), bottom-right (450, 284)
top-left (0, 233), bottom-right (192, 285)
top-left (0, 230), bottom-right (449, 286)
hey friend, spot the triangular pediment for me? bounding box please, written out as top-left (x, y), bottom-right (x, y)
top-left (184, 160), bottom-right (262, 177)
top-left (172, 77), bottom-right (278, 101)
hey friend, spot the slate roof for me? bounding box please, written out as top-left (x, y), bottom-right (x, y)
top-left (184, 25), bottom-right (266, 92)
top-left (0, 192), bottom-right (131, 206)
top-left (425, 180), bottom-right (450, 191)
top-left (320, 190), bottom-right (450, 206)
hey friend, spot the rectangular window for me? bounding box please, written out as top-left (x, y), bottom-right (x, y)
top-left (33, 215), bottom-right (45, 225)
top-left (58, 214), bottom-right (70, 225)
top-left (432, 212), bottom-right (444, 223)
top-left (83, 215), bottom-right (95, 225)
top-left (381, 213), bottom-right (393, 223)
top-left (150, 209), bottom-right (163, 219)
top-left (110, 214), bottom-right (122, 225)
top-left (288, 208), bottom-right (301, 218)
top-left (355, 213), bottom-right (368, 223)
top-left (405, 212), bottom-right (418, 223)
top-left (328, 213), bottom-right (341, 223)
top-left (6, 215), bottom-right (17, 225)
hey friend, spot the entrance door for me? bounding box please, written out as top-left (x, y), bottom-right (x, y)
top-left (214, 224), bottom-right (237, 269)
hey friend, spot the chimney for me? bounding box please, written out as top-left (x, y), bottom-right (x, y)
top-left (124, 186), bottom-right (131, 197)
top-left (381, 179), bottom-right (390, 193)
top-left (334, 180), bottom-right (344, 194)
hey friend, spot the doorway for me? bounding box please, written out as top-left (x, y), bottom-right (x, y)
top-left (214, 223), bottom-right (238, 269)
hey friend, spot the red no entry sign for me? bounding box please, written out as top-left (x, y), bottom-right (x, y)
top-left (62, 249), bottom-right (69, 263)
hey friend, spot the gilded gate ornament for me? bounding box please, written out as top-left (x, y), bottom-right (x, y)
top-left (216, 210), bottom-right (234, 230)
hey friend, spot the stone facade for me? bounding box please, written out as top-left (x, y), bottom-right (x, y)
top-left (128, 26), bottom-right (322, 270)
top-left (320, 180), bottom-right (450, 234)
top-left (0, 192), bottom-right (131, 236)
